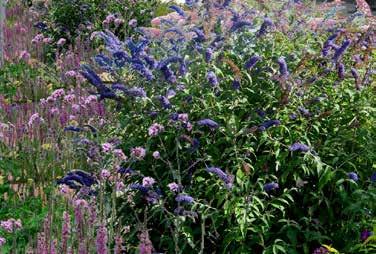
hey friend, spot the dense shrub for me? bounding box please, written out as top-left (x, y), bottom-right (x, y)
top-left (68, 0), bottom-right (376, 253)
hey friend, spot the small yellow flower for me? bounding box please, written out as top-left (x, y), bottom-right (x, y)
top-left (69, 120), bottom-right (79, 126)
top-left (0, 176), bottom-right (4, 185)
top-left (42, 143), bottom-right (52, 150)
top-left (99, 72), bottom-right (115, 82)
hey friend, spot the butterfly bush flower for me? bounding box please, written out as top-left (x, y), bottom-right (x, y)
top-left (101, 143), bottom-right (113, 153)
top-left (159, 96), bottom-right (172, 109)
top-left (152, 151), bottom-right (160, 159)
top-left (19, 50), bottom-right (30, 61)
top-left (142, 177), bottom-right (156, 188)
top-left (148, 123), bottom-right (164, 137)
top-left (197, 119), bottom-right (219, 130)
top-left (206, 167), bottom-right (234, 189)
top-left (277, 57), bottom-right (289, 77)
top-left (264, 182), bottom-right (279, 192)
top-left (257, 17), bottom-right (273, 37)
top-left (348, 172), bottom-right (359, 181)
top-left (333, 39), bottom-right (351, 62)
top-left (245, 55), bottom-right (261, 70)
top-left (337, 63), bottom-right (345, 80)
top-left (167, 182), bottom-right (180, 192)
top-left (175, 194), bottom-right (194, 204)
top-left (289, 142), bottom-right (310, 152)
top-left (131, 147), bottom-right (146, 160)
top-left (207, 71), bottom-right (219, 86)
top-left (205, 47), bottom-right (214, 63)
top-left (258, 119), bottom-right (280, 131)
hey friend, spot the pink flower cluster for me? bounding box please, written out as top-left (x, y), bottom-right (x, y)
top-left (0, 218), bottom-right (22, 233)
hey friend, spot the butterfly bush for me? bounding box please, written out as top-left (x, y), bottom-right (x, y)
top-left (3, 0), bottom-right (375, 253)
top-left (68, 0), bottom-right (376, 252)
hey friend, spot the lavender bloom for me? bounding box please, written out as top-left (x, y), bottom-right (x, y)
top-left (159, 96), bottom-right (172, 109)
top-left (348, 172), bottom-right (359, 182)
top-left (245, 55), bottom-right (261, 70)
top-left (169, 5), bottom-right (186, 17)
top-left (277, 57), bottom-right (289, 77)
top-left (206, 167), bottom-right (234, 189)
top-left (258, 119), bottom-right (280, 131)
top-left (312, 247), bottom-right (329, 254)
top-left (337, 63), bottom-right (345, 80)
top-left (231, 21), bottom-right (253, 32)
top-left (61, 212), bottom-right (70, 253)
top-left (289, 142), bottom-right (310, 152)
top-left (257, 17), bottom-right (273, 37)
top-left (207, 71), bottom-right (219, 86)
top-left (360, 230), bottom-right (373, 241)
top-left (197, 119), bottom-right (219, 129)
top-left (175, 194), bottom-right (194, 204)
top-left (205, 47), bottom-right (214, 63)
top-left (96, 225), bottom-right (108, 254)
top-left (256, 109), bottom-right (266, 118)
top-left (333, 39), bottom-right (351, 62)
top-left (264, 182), bottom-right (279, 192)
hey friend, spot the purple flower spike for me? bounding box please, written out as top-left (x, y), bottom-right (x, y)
top-left (337, 63), bottom-right (345, 80)
top-left (245, 55), bottom-right (261, 70)
top-left (175, 194), bottom-right (194, 204)
top-left (333, 39), bottom-right (351, 62)
top-left (197, 119), bottom-right (219, 129)
top-left (277, 57), bottom-right (289, 77)
top-left (264, 182), bottom-right (279, 192)
top-left (289, 142), bottom-right (310, 152)
top-left (257, 17), bottom-right (273, 37)
top-left (347, 172), bottom-right (359, 182)
top-left (207, 71), bottom-right (219, 87)
top-left (206, 167), bottom-right (234, 189)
